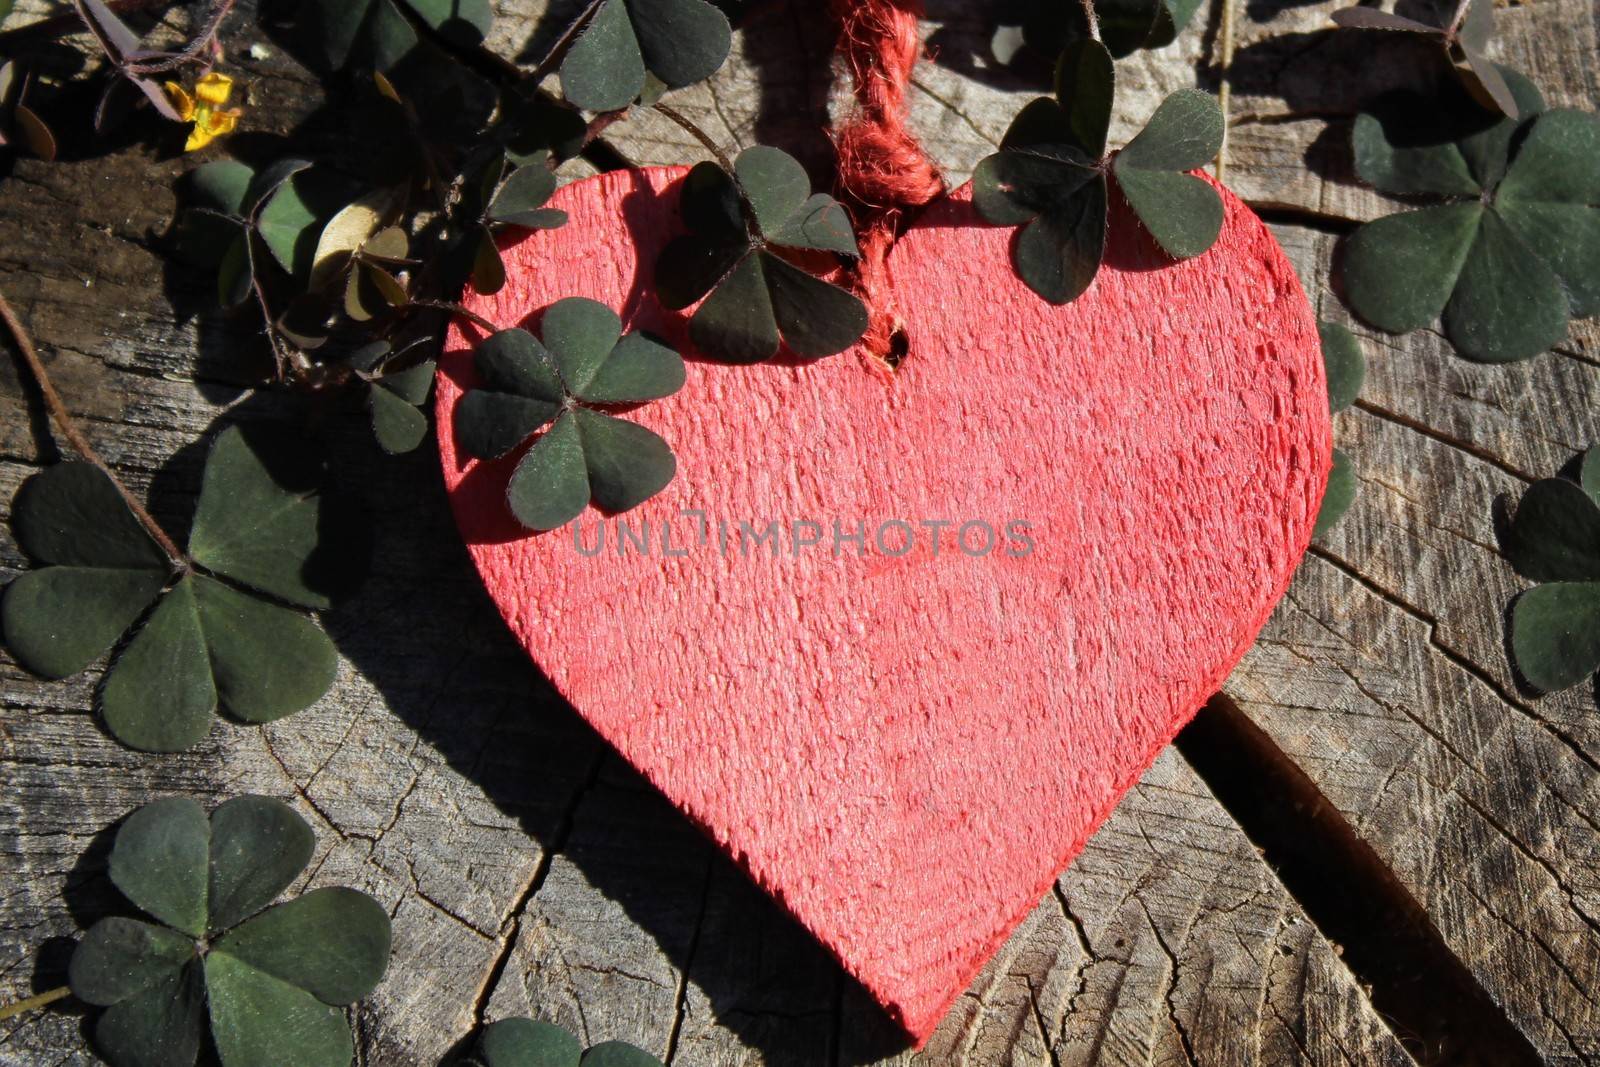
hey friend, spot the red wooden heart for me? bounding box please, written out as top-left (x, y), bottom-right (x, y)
top-left (437, 167), bottom-right (1328, 1041)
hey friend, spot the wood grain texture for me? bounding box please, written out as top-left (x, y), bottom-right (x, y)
top-left (0, 0), bottom-right (1593, 1063)
top-left (435, 166), bottom-right (1328, 1040)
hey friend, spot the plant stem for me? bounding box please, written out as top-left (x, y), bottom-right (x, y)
top-left (126, 0), bottom-right (237, 75)
top-left (0, 985), bottom-right (71, 1022)
top-left (652, 102), bottom-right (736, 175)
top-left (0, 0), bottom-right (169, 43)
top-left (0, 283), bottom-right (188, 566)
top-left (413, 300), bottom-right (499, 334)
top-left (1079, 0), bottom-right (1101, 41)
top-left (1215, 0), bottom-right (1236, 181)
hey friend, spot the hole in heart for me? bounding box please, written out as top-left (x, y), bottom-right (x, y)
top-left (883, 325), bottom-right (910, 369)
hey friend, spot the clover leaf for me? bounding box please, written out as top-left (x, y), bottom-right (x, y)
top-left (0, 60), bottom-right (57, 160)
top-left (458, 152), bottom-right (571, 297)
top-left (456, 297), bottom-right (685, 530)
top-left (304, 0), bottom-right (493, 71)
top-left (1340, 74), bottom-right (1600, 363)
top-left (1016, 0), bottom-right (1203, 60)
top-left (1312, 321), bottom-right (1366, 538)
top-left (1504, 449), bottom-right (1600, 692)
top-left (559, 0), bottom-right (733, 113)
top-left (1, 426), bottom-right (354, 751)
top-left (972, 43), bottom-right (1223, 304)
top-left (467, 1018), bottom-right (663, 1067)
top-left (655, 146), bottom-right (867, 363)
top-left (1331, 0), bottom-right (1520, 118)
top-left (349, 341), bottom-right (437, 454)
top-left (69, 796), bottom-right (391, 1067)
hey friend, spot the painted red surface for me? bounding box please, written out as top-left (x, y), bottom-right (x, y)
top-left (437, 167), bottom-right (1329, 1041)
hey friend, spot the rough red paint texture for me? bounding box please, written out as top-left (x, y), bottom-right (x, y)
top-left (437, 167), bottom-right (1329, 1041)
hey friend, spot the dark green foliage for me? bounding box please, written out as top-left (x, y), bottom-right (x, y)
top-left (1341, 72), bottom-right (1600, 362)
top-left (1311, 322), bottom-right (1366, 538)
top-left (1011, 0), bottom-right (1204, 61)
top-left (1, 428), bottom-right (354, 752)
top-left (1505, 449), bottom-right (1600, 691)
top-left (304, 0), bottom-right (494, 71)
top-left (455, 298), bottom-right (685, 530)
top-left (972, 47), bottom-right (1223, 304)
top-left (656, 146), bottom-right (867, 363)
top-left (69, 797), bottom-right (390, 1067)
top-left (559, 0), bottom-right (733, 112)
top-left (1331, 0), bottom-right (1521, 118)
top-left (466, 1017), bottom-right (663, 1067)
top-left (1314, 449), bottom-right (1357, 539)
top-left (462, 153), bottom-right (571, 296)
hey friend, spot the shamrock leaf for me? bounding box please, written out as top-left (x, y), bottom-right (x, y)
top-left (2, 427), bottom-right (354, 751)
top-left (1504, 449), bottom-right (1600, 692)
top-left (1016, 0), bottom-right (1203, 60)
top-left (655, 146), bottom-right (867, 363)
top-left (467, 1018), bottom-right (663, 1067)
top-left (559, 0), bottom-right (733, 112)
top-left (458, 153), bottom-right (571, 296)
top-left (0, 60), bottom-right (58, 161)
top-left (69, 796), bottom-right (391, 1067)
top-left (304, 0), bottom-right (493, 71)
top-left (1332, 0), bottom-right (1520, 118)
top-left (456, 298), bottom-right (685, 530)
top-left (972, 44), bottom-right (1223, 304)
top-left (350, 341), bottom-right (437, 454)
top-left (1311, 322), bottom-right (1366, 538)
top-left (1340, 74), bottom-right (1600, 363)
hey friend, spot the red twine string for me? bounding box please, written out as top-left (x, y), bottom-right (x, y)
top-left (829, 0), bottom-right (945, 361)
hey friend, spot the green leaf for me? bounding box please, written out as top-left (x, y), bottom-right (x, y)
top-left (489, 166), bottom-right (566, 229)
top-left (257, 170), bottom-right (349, 281)
top-left (1318, 321), bottom-right (1365, 412)
top-left (476, 1019), bottom-right (582, 1067)
top-left (574, 409), bottom-right (676, 514)
top-left (735, 146), bottom-right (811, 237)
top-left (1494, 109), bottom-right (1600, 317)
top-left (2, 566), bottom-right (165, 679)
top-left (478, 328), bottom-right (566, 400)
top-left (93, 960), bottom-right (206, 1067)
top-left (218, 236), bottom-right (254, 308)
top-left (972, 142), bottom-right (1098, 226)
top-left (655, 234), bottom-right (746, 310)
top-left (1510, 582), bottom-right (1600, 692)
top-left (629, 0), bottom-right (731, 92)
top-left (188, 426), bottom-right (342, 610)
top-left (1314, 449), bottom-right (1357, 538)
top-left (204, 951), bottom-right (354, 1067)
top-left (580, 1041), bottom-right (664, 1067)
top-left (208, 796), bottom-right (315, 933)
top-left (404, 0), bottom-right (492, 49)
top-left (1012, 177), bottom-right (1108, 304)
top-left (1094, 0), bottom-right (1161, 57)
top-left (370, 384), bottom-right (430, 454)
top-left (574, 332), bottom-right (685, 404)
top-left (1455, 68), bottom-right (1545, 188)
top-left (761, 252), bottom-right (870, 358)
top-left (1053, 39), bottom-right (1114, 158)
top-left (1341, 204), bottom-right (1483, 333)
top-left (215, 888), bottom-right (391, 1005)
top-left (378, 360), bottom-right (436, 406)
top-left (70, 918), bottom-right (196, 1007)
top-left (560, 0), bottom-right (645, 112)
top-left (689, 252), bottom-right (779, 364)
top-left (457, 392), bottom-right (563, 460)
top-left (11, 462), bottom-right (169, 570)
top-left (101, 577), bottom-right (217, 753)
top-left (542, 297), bottom-right (624, 393)
top-left (1350, 112), bottom-right (1481, 197)
top-left (1582, 448), bottom-right (1600, 504)
top-left (507, 413), bottom-right (590, 531)
top-left (1505, 477), bottom-right (1600, 582)
top-left (1113, 167), bottom-right (1222, 260)
top-left (474, 229), bottom-right (508, 296)
top-left (308, 0), bottom-right (479, 70)
top-left (1117, 89), bottom-right (1224, 171)
top-left (186, 160), bottom-right (254, 218)
top-left (1441, 209), bottom-right (1569, 363)
top-left (191, 575), bottom-right (338, 725)
top-left (110, 797), bottom-right (210, 937)
top-left (766, 194), bottom-right (858, 256)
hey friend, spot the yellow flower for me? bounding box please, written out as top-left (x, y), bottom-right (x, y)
top-left (164, 72), bottom-right (242, 152)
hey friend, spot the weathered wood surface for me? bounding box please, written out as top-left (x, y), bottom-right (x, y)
top-left (0, 0), bottom-right (1595, 1065)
